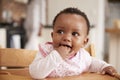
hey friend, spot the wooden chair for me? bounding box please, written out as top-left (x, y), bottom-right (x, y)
top-left (0, 45), bottom-right (94, 77)
top-left (0, 48), bottom-right (37, 77)
top-left (85, 44), bottom-right (95, 57)
top-left (1, 46), bottom-right (119, 80)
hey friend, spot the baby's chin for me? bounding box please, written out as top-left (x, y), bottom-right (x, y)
top-left (71, 48), bottom-right (80, 53)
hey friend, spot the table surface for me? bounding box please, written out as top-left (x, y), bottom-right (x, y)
top-left (45, 73), bottom-right (119, 80)
top-left (0, 73), bottom-right (119, 80)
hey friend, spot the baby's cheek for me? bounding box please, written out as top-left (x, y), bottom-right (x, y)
top-left (72, 47), bottom-right (80, 53)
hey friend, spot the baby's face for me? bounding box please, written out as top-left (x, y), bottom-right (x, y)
top-left (52, 13), bottom-right (88, 53)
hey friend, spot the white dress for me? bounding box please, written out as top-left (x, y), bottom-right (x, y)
top-left (29, 42), bottom-right (110, 79)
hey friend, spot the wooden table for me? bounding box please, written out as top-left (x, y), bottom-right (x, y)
top-left (0, 73), bottom-right (119, 80)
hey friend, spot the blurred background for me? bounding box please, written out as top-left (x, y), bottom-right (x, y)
top-left (0, 0), bottom-right (120, 72)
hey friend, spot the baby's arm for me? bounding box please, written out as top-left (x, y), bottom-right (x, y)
top-left (88, 57), bottom-right (110, 73)
top-left (89, 57), bottom-right (120, 79)
top-left (102, 66), bottom-right (120, 79)
top-left (29, 50), bottom-right (63, 79)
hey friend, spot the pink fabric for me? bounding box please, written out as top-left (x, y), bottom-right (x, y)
top-left (29, 42), bottom-right (110, 79)
top-left (38, 42), bottom-right (91, 77)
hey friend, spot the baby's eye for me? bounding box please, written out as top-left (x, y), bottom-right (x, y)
top-left (72, 32), bottom-right (79, 36)
top-left (57, 30), bottom-right (64, 34)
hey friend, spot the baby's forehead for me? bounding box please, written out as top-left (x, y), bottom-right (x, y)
top-left (59, 13), bottom-right (82, 17)
top-left (56, 14), bottom-right (87, 25)
top-left (54, 24), bottom-right (87, 33)
top-left (60, 13), bottom-right (89, 34)
top-left (58, 13), bottom-right (87, 23)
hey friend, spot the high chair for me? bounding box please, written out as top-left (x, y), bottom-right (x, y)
top-left (85, 44), bottom-right (95, 57)
top-left (0, 45), bottom-right (94, 77)
top-left (0, 48), bottom-right (37, 77)
top-left (0, 46), bottom-right (119, 80)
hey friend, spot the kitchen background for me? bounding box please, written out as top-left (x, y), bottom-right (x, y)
top-left (0, 0), bottom-right (120, 72)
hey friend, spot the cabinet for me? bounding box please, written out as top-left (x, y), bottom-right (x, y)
top-left (0, 23), bottom-right (26, 48)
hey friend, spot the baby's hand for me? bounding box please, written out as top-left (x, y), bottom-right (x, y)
top-left (101, 66), bottom-right (120, 79)
top-left (55, 46), bottom-right (75, 60)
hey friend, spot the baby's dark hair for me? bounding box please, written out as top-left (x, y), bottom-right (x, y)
top-left (52, 7), bottom-right (90, 35)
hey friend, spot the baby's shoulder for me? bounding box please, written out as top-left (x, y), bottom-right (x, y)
top-left (39, 42), bottom-right (54, 56)
top-left (78, 48), bottom-right (91, 57)
top-left (39, 42), bottom-right (53, 49)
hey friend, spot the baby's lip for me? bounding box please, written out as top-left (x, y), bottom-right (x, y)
top-left (59, 44), bottom-right (72, 49)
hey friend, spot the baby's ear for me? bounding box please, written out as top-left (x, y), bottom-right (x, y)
top-left (51, 32), bottom-right (53, 38)
top-left (84, 37), bottom-right (89, 45)
top-left (82, 37), bottom-right (89, 47)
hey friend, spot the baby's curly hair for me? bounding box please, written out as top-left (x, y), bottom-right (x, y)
top-left (52, 7), bottom-right (90, 35)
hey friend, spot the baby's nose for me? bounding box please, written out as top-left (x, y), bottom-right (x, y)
top-left (63, 34), bottom-right (71, 42)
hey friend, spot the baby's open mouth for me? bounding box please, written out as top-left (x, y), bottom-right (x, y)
top-left (59, 44), bottom-right (72, 49)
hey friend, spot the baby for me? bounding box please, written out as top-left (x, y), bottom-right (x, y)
top-left (29, 7), bottom-right (120, 79)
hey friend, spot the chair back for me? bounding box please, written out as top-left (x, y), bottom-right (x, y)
top-left (0, 44), bottom-right (95, 77)
top-left (85, 44), bottom-right (95, 57)
top-left (0, 48), bottom-right (37, 77)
